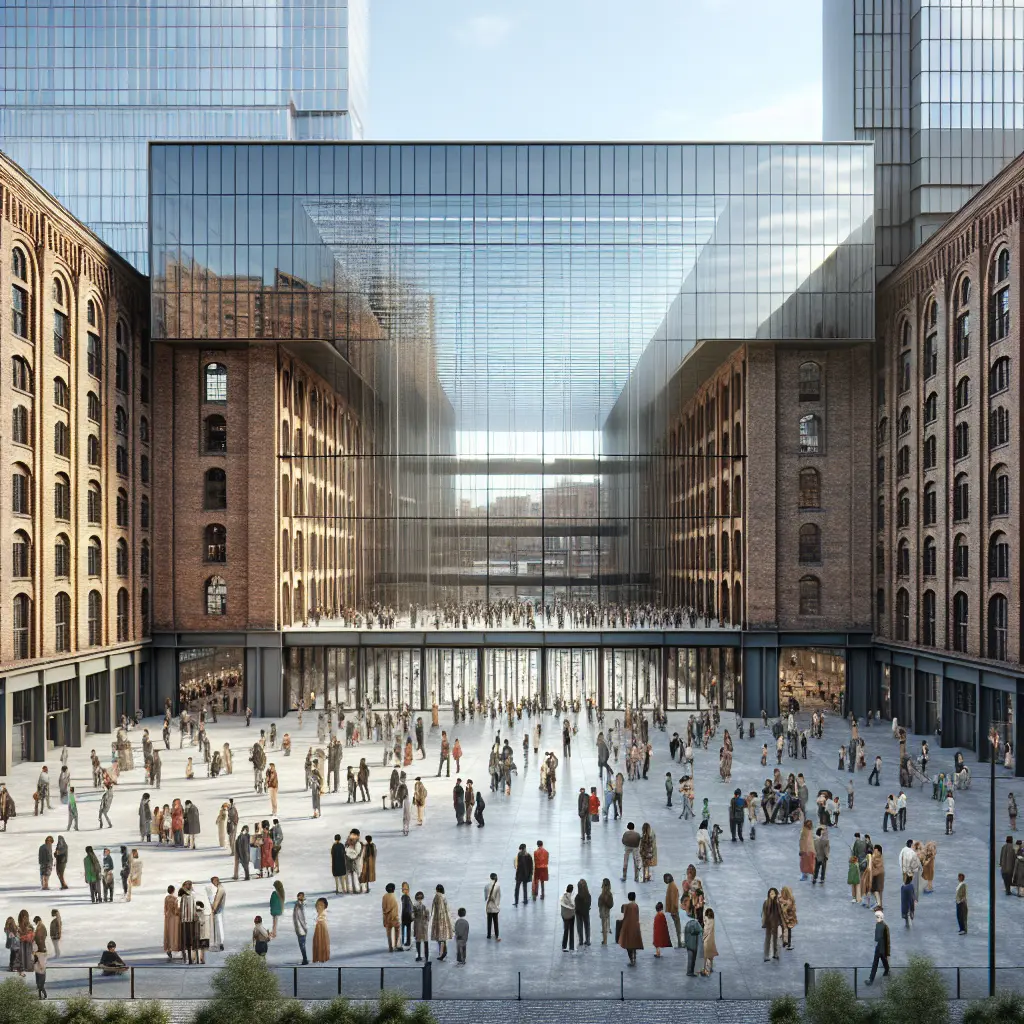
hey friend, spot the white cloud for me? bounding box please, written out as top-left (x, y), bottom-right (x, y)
top-left (455, 14), bottom-right (514, 49)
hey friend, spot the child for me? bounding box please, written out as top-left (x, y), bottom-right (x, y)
top-left (652, 901), bottom-right (670, 957)
top-left (848, 854), bottom-right (861, 903)
top-left (33, 950), bottom-right (47, 999)
top-left (696, 820), bottom-right (710, 863)
top-left (839, 745), bottom-right (846, 771)
top-left (761, 743), bottom-right (768, 766)
top-left (49, 910), bottom-right (61, 958)
top-left (847, 779), bottom-right (855, 810)
top-left (701, 798), bottom-right (710, 821)
top-left (664, 773), bottom-right (673, 807)
top-left (454, 907), bottom-right (469, 964)
top-left (710, 823), bottom-right (724, 864)
top-left (747, 792), bottom-right (758, 840)
top-left (900, 874), bottom-right (916, 929)
top-left (701, 907), bottom-right (717, 976)
top-left (196, 900), bottom-right (210, 962)
top-left (346, 766), bottom-right (357, 803)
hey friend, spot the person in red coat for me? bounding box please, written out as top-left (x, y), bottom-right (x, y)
top-left (652, 901), bottom-right (671, 957)
top-left (532, 841), bottom-right (549, 900)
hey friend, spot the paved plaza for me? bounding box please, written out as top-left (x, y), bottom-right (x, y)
top-left (1, 705), bottom-right (1020, 1001)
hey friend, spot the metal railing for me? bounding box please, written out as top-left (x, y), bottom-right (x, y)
top-left (805, 964), bottom-right (1024, 1000)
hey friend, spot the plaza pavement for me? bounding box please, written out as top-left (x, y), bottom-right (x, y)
top-left (0, 704), bottom-right (1020, 1002)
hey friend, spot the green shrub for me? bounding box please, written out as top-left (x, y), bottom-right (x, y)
top-left (769, 993), bottom-right (802, 1024)
top-left (0, 977), bottom-right (60, 1024)
top-left (963, 990), bottom-right (1024, 1024)
top-left (804, 971), bottom-right (863, 1024)
top-left (191, 951), bottom-right (282, 1024)
top-left (876, 956), bottom-right (950, 1024)
top-left (59, 998), bottom-right (104, 1024)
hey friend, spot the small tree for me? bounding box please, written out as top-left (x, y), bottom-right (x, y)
top-left (0, 977), bottom-right (61, 1024)
top-left (191, 950), bottom-right (283, 1024)
top-left (804, 971), bottom-right (864, 1024)
top-left (876, 956), bottom-right (950, 1024)
top-left (770, 993), bottom-right (802, 1024)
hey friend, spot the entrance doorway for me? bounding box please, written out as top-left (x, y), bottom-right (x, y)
top-left (603, 648), bottom-right (660, 710)
top-left (547, 648), bottom-right (598, 706)
top-left (426, 649), bottom-right (479, 708)
top-left (483, 648), bottom-right (539, 705)
top-left (779, 648), bottom-right (845, 714)
top-left (365, 648), bottom-right (420, 710)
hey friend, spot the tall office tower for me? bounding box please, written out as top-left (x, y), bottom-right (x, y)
top-left (0, 0), bottom-right (367, 272)
top-left (824, 0), bottom-right (1024, 277)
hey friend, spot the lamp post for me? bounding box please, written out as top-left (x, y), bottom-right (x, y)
top-left (988, 726), bottom-right (998, 998)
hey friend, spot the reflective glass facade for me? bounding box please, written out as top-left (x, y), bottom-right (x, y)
top-left (0, 0), bottom-right (367, 271)
top-left (824, 0), bottom-right (1024, 275)
top-left (152, 142), bottom-right (874, 611)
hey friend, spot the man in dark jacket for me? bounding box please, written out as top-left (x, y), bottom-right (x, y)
top-left (621, 823), bottom-right (641, 881)
top-left (1000, 836), bottom-right (1017, 895)
top-left (38, 836), bottom-right (54, 890)
top-left (578, 788), bottom-right (592, 841)
top-left (184, 801), bottom-right (200, 849)
top-left (453, 779), bottom-right (466, 825)
top-left (865, 909), bottom-right (890, 983)
top-left (729, 789), bottom-right (746, 842)
top-left (226, 799), bottom-right (238, 851)
top-left (234, 826), bottom-right (251, 881)
top-left (331, 834), bottom-right (346, 893)
top-left (513, 844), bottom-right (533, 906)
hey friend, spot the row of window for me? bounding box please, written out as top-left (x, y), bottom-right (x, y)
top-left (892, 590), bottom-right (1008, 660)
top-left (10, 588), bottom-right (147, 659)
top-left (676, 532), bottom-right (745, 575)
top-left (13, 533), bottom-right (150, 580)
top-left (12, 468), bottom-right (149, 528)
top-left (894, 532), bottom-right (1010, 581)
top-left (881, 465), bottom-right (1011, 535)
top-left (12, 414), bottom-right (150, 480)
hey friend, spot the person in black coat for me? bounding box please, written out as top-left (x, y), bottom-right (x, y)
top-left (513, 843), bottom-right (533, 905)
top-left (234, 826), bottom-right (251, 881)
top-left (331, 834), bottom-right (346, 893)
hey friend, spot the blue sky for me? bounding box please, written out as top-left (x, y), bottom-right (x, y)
top-left (368, 0), bottom-right (824, 141)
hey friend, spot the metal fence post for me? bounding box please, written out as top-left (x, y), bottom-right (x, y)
top-left (853, 967), bottom-right (858, 999)
top-left (518, 971), bottom-right (521, 1001)
top-left (293, 967), bottom-right (298, 998)
top-left (620, 971), bottom-right (624, 1001)
top-left (380, 967), bottom-right (385, 992)
top-left (130, 966), bottom-right (135, 999)
top-left (718, 972), bottom-right (723, 1000)
top-left (422, 960), bottom-right (432, 1000)
top-left (88, 967), bottom-right (93, 996)
top-left (957, 967), bottom-right (961, 1000)
top-left (338, 967), bottom-right (342, 995)
top-left (804, 962), bottom-right (810, 997)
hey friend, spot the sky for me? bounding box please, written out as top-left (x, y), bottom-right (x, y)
top-left (368, 0), bottom-right (824, 142)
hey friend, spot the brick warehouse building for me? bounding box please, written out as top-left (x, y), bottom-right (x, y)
top-left (0, 153), bottom-right (151, 770)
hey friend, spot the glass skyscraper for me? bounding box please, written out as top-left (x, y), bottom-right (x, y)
top-left (824, 0), bottom-right (1024, 276)
top-left (0, 0), bottom-right (367, 272)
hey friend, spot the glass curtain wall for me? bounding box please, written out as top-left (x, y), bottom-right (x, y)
top-left (152, 143), bottom-right (873, 618)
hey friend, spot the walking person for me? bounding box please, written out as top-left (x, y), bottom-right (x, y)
top-left (864, 910), bottom-right (891, 984)
top-left (701, 908), bottom-right (718, 976)
top-left (38, 837), bottom-right (54, 890)
top-left (429, 885), bottom-right (453, 961)
top-left (484, 873), bottom-right (501, 942)
top-left (578, 787), bottom-right (591, 841)
top-left (413, 891), bottom-right (430, 961)
top-left (98, 785), bottom-right (113, 829)
top-left (66, 787), bottom-right (78, 832)
top-left (868, 755), bottom-right (882, 786)
top-left (532, 841), bottom-right (549, 900)
top-left (664, 873), bottom-right (682, 947)
top-left (956, 873), bottom-right (968, 934)
top-left (269, 880), bottom-right (285, 937)
top-left (617, 891), bottom-right (644, 966)
top-left (779, 885), bottom-right (797, 950)
top-left (813, 827), bottom-right (830, 885)
top-left (1001, 836), bottom-right (1017, 895)
top-left (621, 822), bottom-right (641, 882)
top-left (209, 877), bottom-right (226, 950)
top-left (761, 887), bottom-right (782, 961)
top-left (597, 879), bottom-right (614, 945)
top-left (48, 911), bottom-right (61, 959)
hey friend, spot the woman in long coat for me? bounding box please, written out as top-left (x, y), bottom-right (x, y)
top-left (779, 886), bottom-right (797, 949)
top-left (222, 743), bottom-right (233, 774)
top-left (260, 829), bottom-right (274, 877)
top-left (639, 824), bottom-right (658, 882)
top-left (429, 884), bottom-right (453, 960)
top-left (617, 894), bottom-right (644, 964)
top-left (266, 765), bottom-right (279, 815)
top-left (127, 849), bottom-right (142, 901)
top-left (869, 845), bottom-right (885, 909)
top-left (163, 884), bottom-right (181, 958)
top-left (922, 840), bottom-right (938, 894)
top-left (270, 880), bottom-right (285, 937)
top-left (312, 898), bottom-right (330, 962)
top-left (798, 819), bottom-right (816, 880)
top-left (360, 836), bottom-right (377, 892)
top-left (216, 804), bottom-right (228, 848)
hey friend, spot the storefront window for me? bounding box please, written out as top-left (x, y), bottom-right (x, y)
top-left (46, 680), bottom-right (73, 749)
top-left (85, 672), bottom-right (105, 734)
top-left (178, 647), bottom-right (245, 714)
top-left (954, 681), bottom-right (977, 750)
top-left (12, 690), bottom-right (33, 763)
top-left (779, 648), bottom-right (846, 714)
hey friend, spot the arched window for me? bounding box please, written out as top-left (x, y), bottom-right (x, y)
top-left (87, 590), bottom-right (102, 645)
top-left (12, 530), bottom-right (31, 578)
top-left (204, 468), bottom-right (226, 510)
top-left (897, 488), bottom-right (911, 528)
top-left (923, 483), bottom-right (937, 525)
top-left (923, 299), bottom-right (938, 377)
top-left (87, 537), bottom-right (102, 577)
top-left (140, 495), bottom-right (150, 530)
top-left (989, 406), bottom-right (1010, 449)
top-left (86, 298), bottom-right (96, 326)
top-left (799, 414), bottom-right (821, 454)
top-left (897, 406), bottom-right (912, 435)
top-left (282, 530), bottom-right (290, 571)
top-left (140, 539), bottom-right (150, 577)
top-left (954, 377), bottom-right (971, 410)
top-left (141, 588), bottom-right (150, 637)
top-left (282, 583), bottom-right (292, 625)
top-left (922, 590), bottom-right (936, 646)
top-left (990, 249), bottom-right (1011, 343)
top-left (954, 276), bottom-right (971, 361)
top-left (798, 361), bottom-right (822, 402)
top-left (116, 488), bottom-right (129, 528)
top-left (293, 378), bottom-right (305, 413)
top-left (876, 588), bottom-right (885, 616)
top-left (733, 532), bottom-right (742, 572)
top-left (205, 576), bottom-right (227, 616)
top-left (896, 539), bottom-right (910, 577)
top-left (897, 444), bottom-right (910, 476)
top-left (720, 583), bottom-right (730, 623)
top-left (733, 475), bottom-right (742, 515)
top-left (989, 465), bottom-right (1010, 517)
top-left (53, 376), bottom-right (69, 409)
top-left (204, 414), bottom-right (227, 454)
top-left (953, 535), bottom-right (969, 579)
top-left (11, 464), bottom-right (31, 515)
top-left (115, 407), bottom-right (128, 435)
top-left (54, 533), bottom-right (70, 579)
top-left (990, 356), bottom-right (1010, 395)
top-left (798, 576), bottom-right (820, 616)
top-left (732, 581), bottom-right (741, 626)
top-left (115, 349), bottom-right (130, 393)
top-left (140, 416), bottom-right (149, 443)
top-left (954, 420), bottom-right (970, 460)
top-left (877, 417), bottom-right (888, 445)
top-left (281, 421), bottom-right (290, 455)
top-left (87, 434), bottom-right (101, 467)
top-left (55, 592), bottom-right (70, 652)
top-left (281, 476), bottom-right (290, 517)
top-left (86, 482), bottom-right (101, 524)
top-left (953, 592), bottom-right (969, 652)
top-left (706, 536), bottom-right (716, 571)
top-left (12, 247), bottom-right (27, 281)
top-left (923, 435), bottom-right (937, 470)
top-left (87, 391), bottom-right (100, 422)
top-left (12, 593), bottom-right (32, 659)
top-left (989, 532), bottom-right (1009, 579)
top-left (52, 277), bottom-right (63, 305)
top-left (721, 532), bottom-right (730, 572)
top-left (54, 420), bottom-right (69, 458)
top-left (204, 363), bottom-right (227, 403)
top-left (877, 494), bottom-right (885, 530)
top-left (116, 538), bottom-right (129, 577)
top-left (923, 393), bottom-right (937, 424)
top-left (294, 532), bottom-right (304, 571)
top-left (923, 536), bottom-right (937, 576)
top-left (11, 355), bottom-right (31, 391)
top-left (895, 588), bottom-right (910, 641)
top-left (799, 523), bottom-right (821, 563)
top-left (205, 523), bottom-right (227, 563)
top-left (141, 454), bottom-right (150, 484)
top-left (953, 474), bottom-right (969, 521)
top-left (12, 404), bottom-right (30, 446)
top-left (294, 582), bottom-right (305, 623)
top-left (115, 442), bottom-right (128, 476)
top-left (988, 595), bottom-right (1008, 660)
top-left (116, 588), bottom-right (130, 642)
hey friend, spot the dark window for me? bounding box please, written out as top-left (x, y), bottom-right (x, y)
top-left (140, 455), bottom-right (150, 484)
top-left (990, 357), bottom-right (1010, 395)
top-left (923, 484), bottom-right (937, 525)
top-left (953, 593), bottom-right (969, 652)
top-left (989, 467), bottom-right (1010, 517)
top-left (988, 595), bottom-right (1008, 661)
top-left (87, 332), bottom-right (102, 378)
top-left (12, 248), bottom-right (27, 280)
top-left (11, 356), bottom-right (30, 391)
top-left (54, 420), bottom-right (69, 458)
top-left (798, 523), bottom-right (821, 563)
top-left (86, 484), bottom-right (101, 524)
top-left (876, 457), bottom-right (885, 486)
top-left (923, 332), bottom-right (938, 378)
top-left (54, 534), bottom-right (70, 578)
top-left (799, 414), bottom-right (821, 453)
top-left (205, 363), bottom-right (227, 403)
top-left (116, 539), bottom-right (129, 577)
top-left (116, 489), bottom-right (129, 528)
top-left (989, 533), bottom-right (1010, 579)
top-left (87, 299), bottom-right (96, 326)
top-left (954, 377), bottom-right (970, 410)
top-left (12, 531), bottom-right (30, 578)
top-left (116, 588), bottom-right (129, 642)
top-left (53, 310), bottom-right (70, 361)
top-left (898, 407), bottom-right (911, 435)
top-left (923, 393), bottom-right (937, 424)
top-left (115, 407), bottom-right (128, 435)
top-left (141, 588), bottom-right (150, 636)
top-left (116, 445), bottom-right (129, 477)
top-left (115, 349), bottom-right (130, 393)
top-left (140, 417), bottom-right (149, 443)
top-left (11, 405), bottom-right (30, 446)
top-left (876, 588), bottom-right (885, 615)
top-left (87, 391), bottom-right (100, 422)
top-left (953, 475), bottom-right (969, 521)
top-left (877, 418), bottom-right (888, 445)
top-left (876, 543), bottom-right (885, 574)
top-left (877, 495), bottom-right (885, 530)
top-left (798, 361), bottom-right (821, 402)
top-left (205, 415), bottom-right (227, 454)
top-left (953, 536), bottom-right (969, 579)
top-left (52, 278), bottom-right (63, 304)
top-left (954, 421), bottom-right (970, 460)
top-left (955, 309), bottom-right (971, 361)
top-left (897, 489), bottom-right (911, 528)
top-left (206, 576), bottom-right (227, 616)
top-left (897, 445), bottom-right (910, 476)
top-left (923, 537), bottom-right (937, 576)
top-left (798, 576), bottom-right (820, 616)
top-left (140, 540), bottom-right (150, 577)
top-left (11, 285), bottom-right (28, 338)
top-left (205, 523), bottom-right (227, 563)
top-left (896, 540), bottom-right (910, 576)
top-left (922, 591), bottom-right (936, 646)
top-left (88, 591), bottom-right (102, 646)
top-left (923, 435), bottom-right (936, 470)
top-left (898, 350), bottom-right (911, 393)
top-left (55, 592), bottom-right (70, 652)
top-left (989, 407), bottom-right (1010, 449)
top-left (87, 434), bottom-right (101, 467)
top-left (896, 588), bottom-right (910, 641)
top-left (140, 495), bottom-right (149, 530)
top-left (140, 375), bottom-right (149, 404)
top-left (13, 594), bottom-right (32, 659)
top-left (798, 468), bottom-right (821, 508)
top-left (205, 468), bottom-right (227, 510)
top-left (53, 377), bottom-right (69, 409)
top-left (12, 467), bottom-right (30, 515)
top-left (87, 538), bottom-right (102, 577)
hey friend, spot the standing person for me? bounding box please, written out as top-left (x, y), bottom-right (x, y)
top-left (400, 883), bottom-right (414, 949)
top-left (683, 912), bottom-right (702, 976)
top-left (127, 849), bottom-right (142, 901)
top-left (652, 901), bottom-right (671, 958)
top-left (664, 873), bottom-right (682, 948)
top-left (84, 846), bottom-right (101, 903)
top-left (559, 884), bottom-right (576, 952)
top-left (226, 799), bottom-right (239, 852)
top-left (578, 788), bottom-right (591, 842)
top-left (185, 800), bottom-right (201, 849)
top-left (66, 787), bottom-right (78, 832)
top-left (597, 879), bottom-right (614, 945)
top-left (900, 873), bottom-right (916, 928)
top-left (729, 788), bottom-right (746, 842)
top-left (412, 891), bottom-right (430, 962)
top-left (54, 836), bottom-right (68, 890)
top-left (48, 911), bottom-right (61, 959)
top-left (139, 794), bottom-right (152, 843)
top-left (209, 877), bottom-right (226, 951)
top-left (868, 755), bottom-right (882, 786)
top-left (848, 853), bottom-right (862, 903)
top-left (574, 878), bottom-right (591, 947)
top-left (864, 909), bottom-right (890, 984)
top-left (360, 835), bottom-right (377, 894)
top-left (813, 827), bottom-right (830, 885)
top-left (779, 886), bottom-right (797, 950)
top-left (266, 764), bottom-right (279, 815)
top-left (761, 887), bottom-right (783, 962)
top-left (484, 873), bottom-right (501, 942)
top-left (946, 792), bottom-right (955, 834)
top-left (179, 881), bottom-right (199, 964)
top-left (252, 916), bottom-right (270, 957)
top-left (617, 891), bottom-right (643, 966)
top-left (429, 885), bottom-right (453, 961)
top-left (382, 883), bottom-right (401, 951)
top-left (292, 892), bottom-right (309, 965)
top-left (1009, 793), bottom-right (1018, 831)
top-left (454, 907), bottom-right (469, 965)
top-left (955, 873), bottom-right (968, 934)
top-left (513, 844), bottom-right (533, 906)
top-left (869, 845), bottom-right (886, 910)
top-left (1000, 836), bottom-right (1017, 895)
top-left (163, 885), bottom-right (181, 960)
top-left (38, 837), bottom-right (54, 890)
top-left (331, 834), bottom-right (346, 894)
top-left (413, 777), bottom-right (427, 826)
top-left (32, 948), bottom-right (47, 999)
top-left (312, 898), bottom-right (330, 962)
top-left (453, 778), bottom-right (466, 825)
top-left (621, 822), bottom-right (641, 882)
top-left (701, 908), bottom-right (718, 976)
top-left (921, 841), bottom-right (937, 894)
top-left (799, 819), bottom-right (816, 880)
top-left (474, 789), bottom-right (486, 827)
top-left (234, 826), bottom-right (251, 882)
top-left (532, 841), bottom-right (549, 901)
top-left (269, 880), bottom-right (285, 938)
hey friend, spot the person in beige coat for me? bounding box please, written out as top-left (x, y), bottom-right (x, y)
top-left (215, 804), bottom-right (228, 848)
top-left (701, 908), bottom-right (718, 976)
top-left (382, 883), bottom-right (401, 951)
